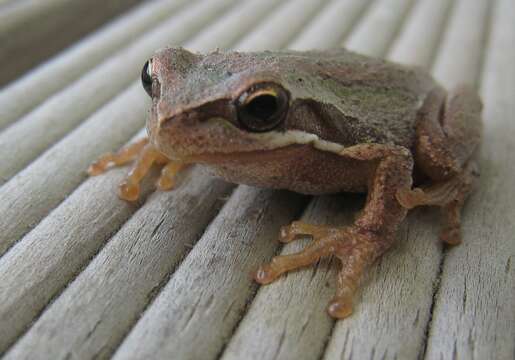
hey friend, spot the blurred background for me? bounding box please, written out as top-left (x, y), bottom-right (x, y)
top-left (0, 0), bottom-right (144, 86)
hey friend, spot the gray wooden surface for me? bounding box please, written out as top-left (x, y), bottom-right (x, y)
top-left (0, 0), bottom-right (513, 359)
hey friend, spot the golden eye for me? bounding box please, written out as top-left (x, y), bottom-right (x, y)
top-left (141, 59), bottom-right (153, 97)
top-left (236, 83), bottom-right (289, 132)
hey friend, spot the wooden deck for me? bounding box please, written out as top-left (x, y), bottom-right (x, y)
top-left (0, 0), bottom-right (513, 359)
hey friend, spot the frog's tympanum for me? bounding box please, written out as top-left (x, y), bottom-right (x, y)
top-left (89, 48), bottom-right (482, 319)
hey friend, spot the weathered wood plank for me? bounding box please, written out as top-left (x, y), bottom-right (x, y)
top-left (172, 0), bottom-right (283, 52)
top-left (0, 0), bottom-right (236, 185)
top-left (431, 0), bottom-right (490, 89)
top-left (112, 187), bottom-right (306, 360)
top-left (288, 0), bottom-right (372, 51)
top-left (0, 0), bottom-right (243, 256)
top-left (425, 0), bottom-right (515, 359)
top-left (0, 0), bottom-right (284, 357)
top-left (235, 0), bottom-right (330, 51)
top-left (0, 0), bottom-right (191, 130)
top-left (0, 132), bottom-right (157, 354)
top-left (3, 167), bottom-right (233, 360)
top-left (324, 1), bottom-right (491, 359)
top-left (388, 0), bottom-right (453, 67)
top-left (0, 85), bottom-right (148, 256)
top-left (344, 0), bottom-right (416, 57)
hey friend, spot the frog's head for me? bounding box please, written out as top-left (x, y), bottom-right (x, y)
top-left (142, 47), bottom-right (347, 163)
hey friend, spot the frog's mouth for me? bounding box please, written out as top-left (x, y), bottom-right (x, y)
top-left (157, 117), bottom-right (347, 163)
top-left (178, 145), bottom-right (305, 164)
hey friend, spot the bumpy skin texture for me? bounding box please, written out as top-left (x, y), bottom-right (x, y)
top-left (89, 48), bottom-right (482, 319)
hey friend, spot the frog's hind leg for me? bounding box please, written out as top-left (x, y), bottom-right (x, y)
top-left (88, 138), bottom-right (187, 201)
top-left (397, 85), bottom-right (482, 244)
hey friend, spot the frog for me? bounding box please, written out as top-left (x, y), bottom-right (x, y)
top-left (88, 47), bottom-right (482, 319)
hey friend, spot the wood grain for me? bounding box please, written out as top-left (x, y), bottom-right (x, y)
top-left (426, 0), bottom-right (515, 359)
top-left (0, 84), bottom-right (148, 256)
top-left (388, 0), bottom-right (453, 67)
top-left (4, 168), bottom-right (233, 359)
top-left (112, 187), bottom-right (306, 360)
top-left (0, 136), bottom-right (155, 354)
top-left (235, 0), bottom-right (330, 51)
top-left (0, 0), bottom-right (191, 130)
top-left (345, 0), bottom-right (416, 57)
top-left (182, 0), bottom-right (283, 52)
top-left (288, 0), bottom-right (372, 51)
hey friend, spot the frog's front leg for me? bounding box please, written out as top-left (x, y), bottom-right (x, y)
top-left (255, 145), bottom-right (413, 319)
top-left (88, 138), bottom-right (188, 201)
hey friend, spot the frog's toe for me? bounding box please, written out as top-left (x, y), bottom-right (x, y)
top-left (88, 138), bottom-right (149, 176)
top-left (118, 180), bottom-right (141, 202)
top-left (255, 224), bottom-right (388, 319)
top-left (327, 296), bottom-right (353, 319)
top-left (278, 221), bottom-right (332, 243)
top-left (156, 162), bottom-right (189, 191)
top-left (440, 199), bottom-right (465, 245)
top-left (254, 263), bottom-right (279, 285)
top-left (440, 225), bottom-right (462, 245)
top-left (87, 137), bottom-right (188, 201)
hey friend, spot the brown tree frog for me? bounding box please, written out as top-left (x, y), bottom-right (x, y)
top-left (89, 48), bottom-right (482, 319)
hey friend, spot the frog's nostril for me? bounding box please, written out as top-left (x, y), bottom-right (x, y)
top-left (158, 112), bottom-right (194, 129)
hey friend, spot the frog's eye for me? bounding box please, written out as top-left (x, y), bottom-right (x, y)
top-left (236, 84), bottom-right (289, 132)
top-left (141, 59), bottom-right (153, 97)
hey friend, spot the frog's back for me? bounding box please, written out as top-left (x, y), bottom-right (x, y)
top-left (167, 47), bottom-right (440, 149)
top-left (255, 48), bottom-right (440, 149)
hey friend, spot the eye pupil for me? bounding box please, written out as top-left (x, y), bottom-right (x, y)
top-left (245, 95), bottom-right (278, 121)
top-left (237, 85), bottom-right (288, 132)
top-left (141, 60), bottom-right (153, 97)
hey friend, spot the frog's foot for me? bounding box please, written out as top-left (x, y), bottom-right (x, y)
top-left (396, 161), bottom-right (478, 245)
top-left (255, 223), bottom-right (388, 319)
top-left (88, 138), bottom-right (188, 201)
